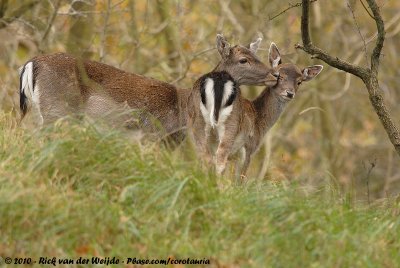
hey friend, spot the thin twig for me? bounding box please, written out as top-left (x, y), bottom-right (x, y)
top-left (268, 0), bottom-right (318, 21)
top-left (297, 0), bottom-right (400, 158)
top-left (0, 0), bottom-right (8, 19)
top-left (366, 0), bottom-right (385, 77)
top-left (193, 47), bottom-right (216, 57)
top-left (111, 0), bottom-right (126, 9)
top-left (346, 0), bottom-right (368, 65)
top-left (218, 0), bottom-right (244, 33)
top-left (170, 47), bottom-right (215, 84)
top-left (295, 0), bottom-right (370, 80)
top-left (0, 0), bottom-right (39, 29)
top-left (359, 0), bottom-right (375, 19)
top-left (99, 0), bottom-right (112, 62)
top-left (363, 159), bottom-right (376, 205)
top-left (41, 0), bottom-right (61, 43)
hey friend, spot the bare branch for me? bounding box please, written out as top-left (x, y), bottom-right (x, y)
top-left (170, 47), bottom-right (216, 84)
top-left (359, 0), bottom-right (375, 20)
top-left (346, 0), bottom-right (368, 65)
top-left (0, 0), bottom-right (9, 19)
top-left (41, 0), bottom-right (62, 44)
top-left (0, 0), bottom-right (39, 29)
top-left (363, 158), bottom-right (376, 205)
top-left (99, 0), bottom-right (112, 62)
top-left (268, 0), bottom-right (318, 21)
top-left (366, 0), bottom-right (385, 76)
top-left (218, 0), bottom-right (244, 33)
top-left (296, 0), bottom-right (370, 81)
top-left (297, 0), bottom-right (400, 158)
top-left (111, 0), bottom-right (126, 9)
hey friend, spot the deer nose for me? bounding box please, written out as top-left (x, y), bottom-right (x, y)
top-left (286, 91), bottom-right (295, 99)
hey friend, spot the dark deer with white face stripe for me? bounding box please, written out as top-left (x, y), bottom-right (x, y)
top-left (188, 43), bottom-right (323, 176)
top-left (18, 35), bottom-right (276, 142)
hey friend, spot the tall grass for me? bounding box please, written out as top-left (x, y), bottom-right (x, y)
top-left (0, 112), bottom-right (399, 267)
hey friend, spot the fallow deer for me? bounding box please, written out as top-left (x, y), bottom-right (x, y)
top-left (187, 43), bottom-right (323, 176)
top-left (19, 35), bottom-right (276, 142)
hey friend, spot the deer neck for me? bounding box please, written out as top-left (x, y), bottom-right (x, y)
top-left (177, 87), bottom-right (191, 123)
top-left (252, 87), bottom-right (287, 136)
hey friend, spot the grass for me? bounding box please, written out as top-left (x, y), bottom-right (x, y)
top-left (0, 112), bottom-right (399, 267)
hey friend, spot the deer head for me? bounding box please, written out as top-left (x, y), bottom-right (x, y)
top-left (268, 43), bottom-right (323, 101)
top-left (213, 34), bottom-right (277, 86)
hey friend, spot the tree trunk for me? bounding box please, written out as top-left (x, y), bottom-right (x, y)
top-left (297, 0), bottom-right (400, 159)
top-left (365, 75), bottom-right (400, 155)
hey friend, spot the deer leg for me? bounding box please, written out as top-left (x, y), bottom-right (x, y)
top-left (215, 130), bottom-right (236, 175)
top-left (240, 150), bottom-right (251, 180)
top-left (215, 142), bottom-right (230, 175)
top-left (233, 147), bottom-right (246, 183)
top-left (189, 119), bottom-right (212, 166)
top-left (201, 124), bottom-right (213, 165)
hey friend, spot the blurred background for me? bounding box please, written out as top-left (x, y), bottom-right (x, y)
top-left (0, 0), bottom-right (399, 199)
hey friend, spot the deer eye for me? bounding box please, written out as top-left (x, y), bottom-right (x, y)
top-left (297, 81), bottom-right (302, 85)
top-left (239, 58), bottom-right (248, 64)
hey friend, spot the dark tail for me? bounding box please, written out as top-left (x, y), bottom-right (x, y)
top-left (19, 65), bottom-right (28, 119)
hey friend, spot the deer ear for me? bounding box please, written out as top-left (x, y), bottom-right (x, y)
top-left (302, 65), bottom-right (323, 81)
top-left (216, 34), bottom-right (231, 58)
top-left (249, 37), bottom-right (262, 54)
top-left (269, 42), bottom-right (282, 68)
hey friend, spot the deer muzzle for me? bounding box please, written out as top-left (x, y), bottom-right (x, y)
top-left (264, 72), bottom-right (279, 87)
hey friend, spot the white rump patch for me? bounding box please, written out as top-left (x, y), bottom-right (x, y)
top-left (20, 62), bottom-right (35, 102)
top-left (216, 80), bottom-right (234, 139)
top-left (200, 77), bottom-right (236, 143)
top-left (20, 62), bottom-right (43, 124)
top-left (221, 80), bottom-right (234, 105)
top-left (200, 78), bottom-right (216, 127)
top-left (200, 78), bottom-right (235, 132)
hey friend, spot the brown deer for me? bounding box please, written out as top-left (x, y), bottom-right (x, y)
top-left (19, 35), bottom-right (276, 141)
top-left (187, 43), bottom-right (323, 176)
